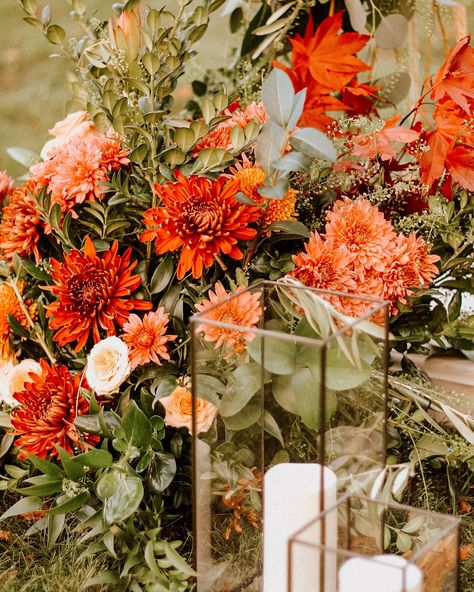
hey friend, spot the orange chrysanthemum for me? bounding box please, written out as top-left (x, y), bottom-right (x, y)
top-left (289, 231), bottom-right (357, 294)
top-left (122, 308), bottom-right (177, 370)
top-left (46, 236), bottom-right (151, 352)
top-left (0, 171), bottom-right (14, 204)
top-left (0, 179), bottom-right (43, 263)
top-left (0, 282), bottom-right (37, 360)
top-left (140, 171), bottom-right (259, 280)
top-left (231, 158), bottom-right (297, 228)
top-left (195, 282), bottom-right (263, 355)
top-left (195, 102), bottom-right (267, 152)
top-left (10, 360), bottom-right (98, 459)
top-left (324, 198), bottom-right (396, 280)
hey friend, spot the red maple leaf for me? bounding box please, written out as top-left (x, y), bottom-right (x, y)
top-left (446, 145), bottom-right (474, 191)
top-left (431, 35), bottom-right (474, 113)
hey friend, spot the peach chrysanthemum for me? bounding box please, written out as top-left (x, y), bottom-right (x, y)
top-left (195, 282), bottom-right (263, 355)
top-left (231, 158), bottom-right (297, 227)
top-left (0, 282), bottom-right (37, 360)
top-left (0, 171), bottom-right (14, 204)
top-left (0, 179), bottom-right (43, 263)
top-left (122, 308), bottom-right (177, 370)
top-left (195, 102), bottom-right (267, 152)
top-left (95, 136), bottom-right (130, 172)
top-left (324, 198), bottom-right (396, 280)
top-left (290, 232), bottom-right (356, 292)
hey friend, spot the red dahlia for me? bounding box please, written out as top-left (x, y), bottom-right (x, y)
top-left (140, 171), bottom-right (259, 279)
top-left (46, 236), bottom-right (151, 351)
top-left (10, 360), bottom-right (98, 459)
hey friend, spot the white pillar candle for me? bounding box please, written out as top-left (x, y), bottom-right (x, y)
top-left (338, 554), bottom-right (423, 592)
top-left (263, 463), bottom-right (337, 592)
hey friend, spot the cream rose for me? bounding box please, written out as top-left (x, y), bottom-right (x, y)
top-left (40, 111), bottom-right (100, 160)
top-left (85, 336), bottom-right (130, 396)
top-left (0, 359), bottom-right (42, 407)
top-left (160, 385), bottom-right (218, 434)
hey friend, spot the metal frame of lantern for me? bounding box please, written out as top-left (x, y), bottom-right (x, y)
top-left (190, 280), bottom-right (390, 592)
top-left (288, 493), bottom-right (460, 592)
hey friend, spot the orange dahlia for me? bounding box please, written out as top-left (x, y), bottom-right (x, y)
top-left (122, 308), bottom-right (177, 370)
top-left (140, 171), bottom-right (259, 280)
top-left (289, 232), bottom-right (357, 293)
top-left (46, 236), bottom-right (151, 352)
top-left (0, 179), bottom-right (43, 263)
top-left (0, 282), bottom-right (37, 360)
top-left (324, 198), bottom-right (396, 280)
top-left (10, 359), bottom-right (98, 459)
top-left (195, 282), bottom-right (263, 355)
top-left (0, 171), bottom-right (14, 204)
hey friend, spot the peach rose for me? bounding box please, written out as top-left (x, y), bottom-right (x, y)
top-left (160, 385), bottom-right (218, 434)
top-left (85, 336), bottom-right (131, 396)
top-left (0, 359), bottom-right (42, 407)
top-left (40, 111), bottom-right (100, 160)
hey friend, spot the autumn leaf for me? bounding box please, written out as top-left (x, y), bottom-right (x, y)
top-left (351, 115), bottom-right (419, 161)
top-left (446, 145), bottom-right (474, 191)
top-left (460, 543), bottom-right (474, 562)
top-left (431, 35), bottom-right (474, 113)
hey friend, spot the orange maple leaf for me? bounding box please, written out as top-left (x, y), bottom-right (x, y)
top-left (446, 145), bottom-right (474, 191)
top-left (431, 35), bottom-right (474, 113)
top-left (351, 115), bottom-right (419, 161)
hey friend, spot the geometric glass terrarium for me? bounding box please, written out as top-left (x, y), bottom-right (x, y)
top-left (288, 493), bottom-right (460, 592)
top-left (190, 279), bottom-right (390, 591)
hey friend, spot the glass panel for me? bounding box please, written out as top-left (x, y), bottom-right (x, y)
top-left (191, 280), bottom-right (389, 591)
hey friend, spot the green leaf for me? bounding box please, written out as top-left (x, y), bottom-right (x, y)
top-left (7, 314), bottom-right (29, 338)
top-left (262, 410), bottom-right (284, 446)
top-left (46, 24), bottom-right (66, 45)
top-left (55, 445), bottom-right (85, 481)
top-left (96, 471), bottom-right (120, 499)
top-left (83, 570), bottom-right (120, 587)
top-left (287, 88), bottom-right (307, 130)
top-left (290, 128), bottom-right (336, 162)
top-left (20, 259), bottom-right (52, 282)
top-left (255, 122), bottom-right (287, 175)
top-left (49, 491), bottom-right (90, 515)
top-left (16, 480), bottom-right (63, 496)
top-left (247, 334), bottom-right (296, 375)
top-left (220, 363), bottom-right (261, 417)
top-left (261, 69), bottom-right (294, 127)
top-left (103, 471), bottom-right (144, 525)
top-left (241, 3), bottom-right (272, 56)
top-left (47, 512), bottom-right (65, 547)
top-left (274, 151), bottom-right (311, 174)
top-left (122, 400), bottom-right (153, 448)
top-left (150, 254), bottom-right (174, 295)
top-left (222, 395), bottom-right (261, 431)
top-left (74, 449), bottom-right (113, 468)
top-left (148, 452), bottom-right (176, 492)
top-left (163, 542), bottom-right (196, 577)
top-left (193, 374), bottom-right (223, 406)
top-left (6, 147), bottom-right (40, 168)
top-left (266, 220), bottom-right (310, 237)
top-left (0, 496), bottom-right (42, 520)
top-left (24, 453), bottom-right (63, 478)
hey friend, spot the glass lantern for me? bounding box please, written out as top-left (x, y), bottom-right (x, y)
top-left (288, 493), bottom-right (460, 592)
top-left (190, 279), bottom-right (390, 591)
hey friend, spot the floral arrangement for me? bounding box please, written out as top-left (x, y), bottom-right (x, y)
top-left (0, 0), bottom-right (473, 590)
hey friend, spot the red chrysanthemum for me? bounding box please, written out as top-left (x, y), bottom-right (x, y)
top-left (46, 236), bottom-right (151, 351)
top-left (10, 359), bottom-right (98, 459)
top-left (140, 171), bottom-right (260, 279)
top-left (0, 179), bottom-right (43, 263)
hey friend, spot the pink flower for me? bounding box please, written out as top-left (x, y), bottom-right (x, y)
top-left (40, 111), bottom-right (101, 160)
top-left (0, 171), bottom-right (14, 204)
top-left (351, 116), bottom-right (420, 161)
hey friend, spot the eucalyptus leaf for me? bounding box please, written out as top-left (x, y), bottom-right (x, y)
top-left (375, 14), bottom-right (408, 50)
top-left (290, 128), bottom-right (336, 162)
top-left (122, 400), bottom-right (153, 448)
top-left (220, 363), bottom-right (261, 417)
top-left (103, 471), bottom-right (144, 525)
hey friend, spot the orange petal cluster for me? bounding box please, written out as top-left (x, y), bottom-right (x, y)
top-left (31, 133), bottom-right (129, 215)
top-left (140, 171), bottom-right (260, 280)
top-left (10, 359), bottom-right (98, 459)
top-left (290, 198), bottom-right (439, 318)
top-left (195, 282), bottom-right (263, 355)
top-left (122, 308), bottom-right (177, 370)
top-left (46, 236), bottom-right (151, 351)
top-left (0, 179), bottom-right (43, 264)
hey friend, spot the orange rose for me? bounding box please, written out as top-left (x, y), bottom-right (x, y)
top-left (160, 385), bottom-right (217, 434)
